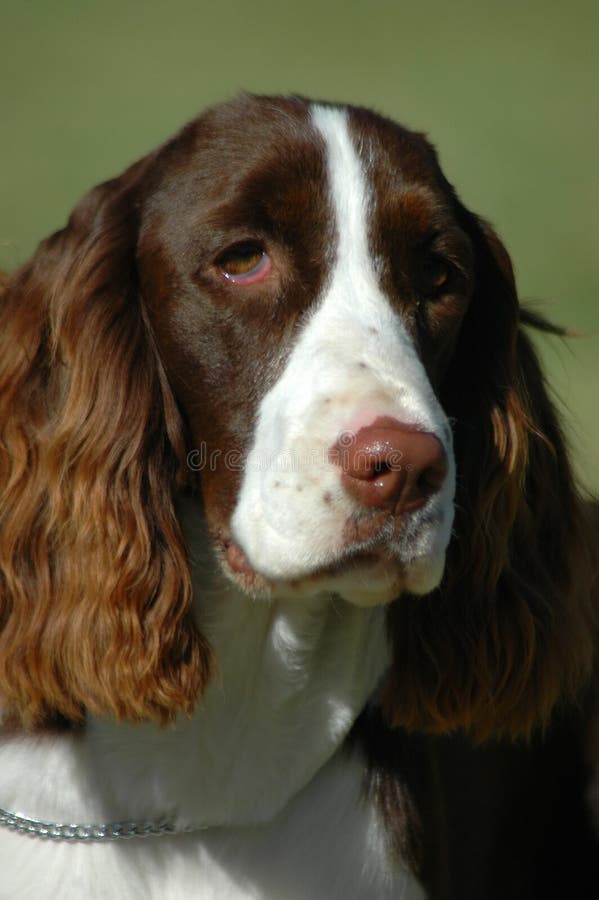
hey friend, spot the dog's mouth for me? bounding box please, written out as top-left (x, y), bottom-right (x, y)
top-left (218, 530), bottom-right (410, 606)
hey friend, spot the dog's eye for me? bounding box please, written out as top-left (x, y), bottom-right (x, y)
top-left (217, 243), bottom-right (272, 284)
top-left (423, 256), bottom-right (452, 297)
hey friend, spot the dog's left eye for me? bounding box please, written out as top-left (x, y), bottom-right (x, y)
top-left (422, 256), bottom-right (452, 298)
top-left (217, 242), bottom-right (272, 284)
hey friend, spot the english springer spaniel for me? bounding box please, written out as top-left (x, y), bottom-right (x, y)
top-left (1, 94), bottom-right (598, 899)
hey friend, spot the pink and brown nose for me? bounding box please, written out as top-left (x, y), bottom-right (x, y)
top-left (330, 417), bottom-right (447, 511)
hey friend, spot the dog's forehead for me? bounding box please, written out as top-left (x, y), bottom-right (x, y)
top-left (144, 96), bottom-right (447, 229)
top-left (148, 97), bottom-right (321, 206)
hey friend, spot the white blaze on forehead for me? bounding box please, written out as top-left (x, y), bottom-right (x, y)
top-left (311, 105), bottom-right (372, 282)
top-left (230, 104), bottom-right (455, 594)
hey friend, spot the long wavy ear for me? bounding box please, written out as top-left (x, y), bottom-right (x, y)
top-left (384, 213), bottom-right (598, 740)
top-left (0, 161), bottom-right (211, 729)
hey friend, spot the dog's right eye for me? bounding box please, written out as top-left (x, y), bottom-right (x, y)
top-left (422, 255), bottom-right (453, 299)
top-left (217, 242), bottom-right (272, 284)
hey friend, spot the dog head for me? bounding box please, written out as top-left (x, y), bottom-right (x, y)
top-left (0, 95), bottom-right (595, 735)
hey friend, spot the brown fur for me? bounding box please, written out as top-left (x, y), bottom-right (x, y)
top-left (0, 94), bottom-right (597, 745)
top-left (0, 160), bottom-right (211, 728)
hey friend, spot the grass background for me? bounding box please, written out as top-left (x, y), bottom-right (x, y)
top-left (1, 0), bottom-right (597, 490)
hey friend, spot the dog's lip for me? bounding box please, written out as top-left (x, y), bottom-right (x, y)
top-left (220, 530), bottom-right (400, 584)
top-left (224, 539), bottom-right (255, 576)
top-left (286, 551), bottom-right (401, 588)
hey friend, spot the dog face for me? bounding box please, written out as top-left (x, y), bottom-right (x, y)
top-left (138, 97), bottom-right (474, 605)
top-left (2, 94), bottom-right (593, 734)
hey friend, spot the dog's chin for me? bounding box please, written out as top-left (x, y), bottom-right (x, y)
top-left (220, 538), bottom-right (445, 607)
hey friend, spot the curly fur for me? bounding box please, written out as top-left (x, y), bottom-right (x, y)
top-left (0, 162), bottom-right (211, 729)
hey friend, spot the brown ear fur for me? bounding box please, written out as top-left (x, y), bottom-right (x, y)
top-left (0, 162), bottom-right (211, 729)
top-left (384, 214), bottom-right (598, 740)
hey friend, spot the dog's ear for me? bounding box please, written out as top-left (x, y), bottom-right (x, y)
top-left (384, 213), bottom-right (598, 740)
top-left (0, 159), bottom-right (212, 729)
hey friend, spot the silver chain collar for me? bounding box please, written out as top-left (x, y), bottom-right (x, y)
top-left (0, 806), bottom-right (194, 842)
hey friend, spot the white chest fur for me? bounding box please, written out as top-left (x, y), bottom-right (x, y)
top-left (0, 747), bottom-right (425, 900)
top-left (0, 502), bottom-right (424, 898)
top-left (83, 573), bottom-right (391, 830)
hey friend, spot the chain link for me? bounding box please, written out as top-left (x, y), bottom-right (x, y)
top-left (0, 806), bottom-right (191, 842)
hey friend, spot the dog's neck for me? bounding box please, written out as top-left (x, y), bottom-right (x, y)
top-left (0, 497), bottom-right (390, 830)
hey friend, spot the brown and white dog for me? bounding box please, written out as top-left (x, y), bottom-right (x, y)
top-left (0, 94), bottom-right (598, 899)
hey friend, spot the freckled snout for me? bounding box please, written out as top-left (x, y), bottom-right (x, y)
top-left (330, 417), bottom-right (448, 512)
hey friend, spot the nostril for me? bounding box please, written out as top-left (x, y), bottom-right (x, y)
top-left (402, 439), bottom-right (448, 509)
top-left (418, 457), bottom-right (448, 493)
top-left (418, 470), bottom-right (436, 495)
top-left (372, 460), bottom-right (390, 477)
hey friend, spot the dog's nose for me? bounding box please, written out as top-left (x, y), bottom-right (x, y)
top-left (330, 417), bottom-right (447, 511)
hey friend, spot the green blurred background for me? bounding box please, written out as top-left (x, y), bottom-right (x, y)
top-left (1, 0), bottom-right (597, 489)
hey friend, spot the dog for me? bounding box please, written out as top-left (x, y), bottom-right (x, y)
top-left (0, 94), bottom-right (598, 899)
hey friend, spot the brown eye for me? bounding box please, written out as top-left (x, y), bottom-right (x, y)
top-left (217, 242), bottom-right (272, 284)
top-left (423, 256), bottom-right (452, 297)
